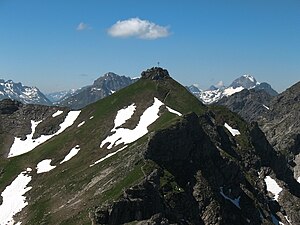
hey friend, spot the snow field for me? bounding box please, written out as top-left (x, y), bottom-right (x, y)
top-left (52, 110), bottom-right (64, 117)
top-left (113, 103), bottom-right (136, 130)
top-left (77, 121), bottom-right (85, 127)
top-left (36, 159), bottom-right (56, 174)
top-left (96, 97), bottom-right (182, 165)
top-left (264, 176), bottom-right (282, 201)
top-left (100, 98), bottom-right (164, 149)
top-left (166, 106), bottom-right (182, 116)
top-left (60, 145), bottom-right (80, 164)
top-left (223, 86), bottom-right (244, 96)
top-left (8, 111), bottom-right (81, 158)
top-left (0, 169), bottom-right (32, 225)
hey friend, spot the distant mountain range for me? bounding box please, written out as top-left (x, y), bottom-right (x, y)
top-left (0, 73), bottom-right (137, 109)
top-left (0, 79), bottom-right (52, 105)
top-left (45, 89), bottom-right (78, 102)
top-left (0, 74), bottom-right (278, 111)
top-left (187, 75), bottom-right (278, 104)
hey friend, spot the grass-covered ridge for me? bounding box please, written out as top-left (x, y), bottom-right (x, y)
top-left (0, 73), bottom-right (210, 224)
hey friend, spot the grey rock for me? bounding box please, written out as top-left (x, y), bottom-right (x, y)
top-left (58, 72), bottom-right (135, 109)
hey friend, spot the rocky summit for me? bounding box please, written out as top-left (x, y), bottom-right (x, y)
top-left (141, 67), bottom-right (170, 80)
top-left (0, 68), bottom-right (299, 225)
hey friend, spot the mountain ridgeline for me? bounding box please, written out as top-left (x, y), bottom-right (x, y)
top-left (56, 72), bottom-right (137, 109)
top-left (0, 79), bottom-right (52, 105)
top-left (1, 73), bottom-right (136, 109)
top-left (0, 67), bottom-right (299, 225)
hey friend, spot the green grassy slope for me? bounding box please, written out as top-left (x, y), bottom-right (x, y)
top-left (0, 76), bottom-right (208, 224)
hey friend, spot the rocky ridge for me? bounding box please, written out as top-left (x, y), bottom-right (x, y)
top-left (57, 72), bottom-right (136, 109)
top-left (188, 75), bottom-right (277, 104)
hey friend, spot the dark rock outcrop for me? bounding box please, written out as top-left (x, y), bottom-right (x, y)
top-left (93, 112), bottom-right (295, 224)
top-left (141, 67), bottom-right (170, 80)
top-left (0, 99), bottom-right (22, 114)
top-left (93, 170), bottom-right (165, 225)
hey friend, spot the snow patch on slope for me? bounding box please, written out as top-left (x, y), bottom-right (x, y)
top-left (77, 121), bottom-right (85, 127)
top-left (90, 145), bottom-right (128, 167)
top-left (36, 159), bottom-right (56, 174)
top-left (60, 145), bottom-right (80, 164)
top-left (100, 98), bottom-right (163, 149)
top-left (166, 106), bottom-right (182, 116)
top-left (224, 123), bottom-right (241, 136)
top-left (0, 169), bottom-right (32, 225)
top-left (263, 104), bottom-right (270, 110)
top-left (8, 111), bottom-right (81, 158)
top-left (113, 103), bottom-right (136, 129)
top-left (223, 86), bottom-right (244, 96)
top-left (265, 176), bottom-right (282, 201)
top-left (243, 74), bottom-right (255, 83)
top-left (52, 110), bottom-right (63, 117)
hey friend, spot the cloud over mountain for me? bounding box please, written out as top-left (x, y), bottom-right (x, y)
top-left (76, 22), bottom-right (91, 31)
top-left (107, 18), bottom-right (170, 40)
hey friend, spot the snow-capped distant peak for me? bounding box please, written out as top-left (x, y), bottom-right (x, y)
top-left (188, 74), bottom-right (270, 104)
top-left (242, 74), bottom-right (255, 83)
top-left (0, 79), bottom-right (51, 105)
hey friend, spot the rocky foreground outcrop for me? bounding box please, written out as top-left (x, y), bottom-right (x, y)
top-left (93, 111), bottom-right (300, 224)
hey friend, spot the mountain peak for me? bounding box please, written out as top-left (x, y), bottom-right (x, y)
top-left (242, 74), bottom-right (256, 83)
top-left (141, 67), bottom-right (170, 80)
top-left (230, 74), bottom-right (259, 89)
top-left (103, 72), bottom-right (118, 77)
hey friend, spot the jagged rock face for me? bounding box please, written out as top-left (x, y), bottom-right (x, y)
top-left (93, 112), bottom-right (300, 225)
top-left (259, 82), bottom-right (300, 185)
top-left (141, 67), bottom-right (170, 80)
top-left (217, 89), bottom-right (273, 123)
top-left (259, 81), bottom-right (300, 155)
top-left (93, 170), bottom-right (165, 225)
top-left (0, 79), bottom-right (52, 105)
top-left (57, 72), bottom-right (135, 109)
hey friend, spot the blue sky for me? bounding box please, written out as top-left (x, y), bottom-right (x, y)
top-left (0, 0), bottom-right (299, 93)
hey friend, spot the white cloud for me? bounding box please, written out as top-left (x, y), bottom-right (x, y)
top-left (76, 22), bottom-right (91, 31)
top-left (216, 80), bottom-right (224, 87)
top-left (107, 18), bottom-right (170, 40)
